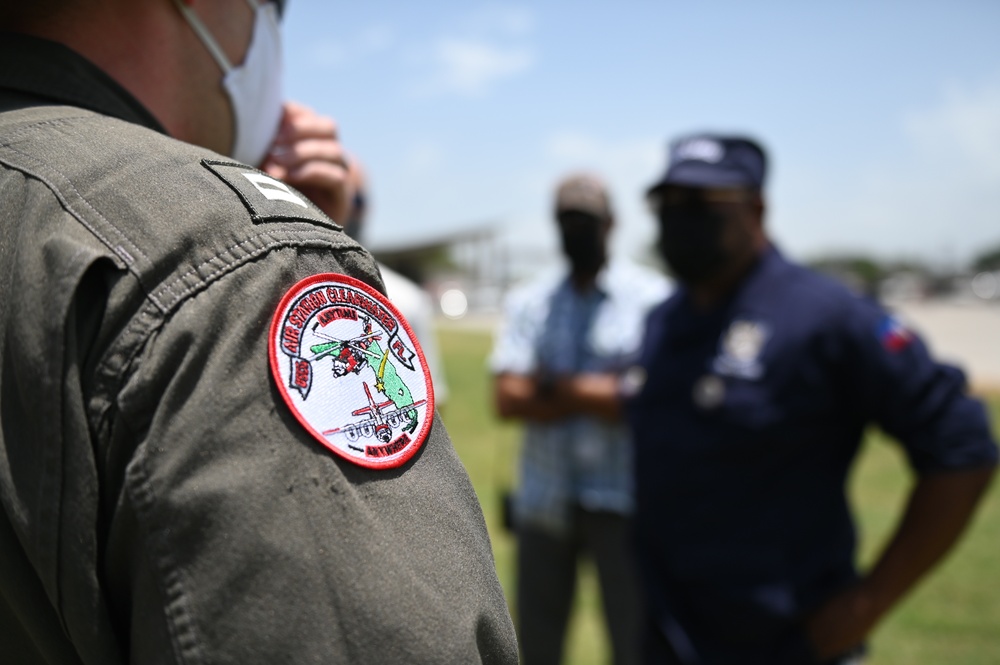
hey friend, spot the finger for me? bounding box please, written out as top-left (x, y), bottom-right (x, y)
top-left (282, 161), bottom-right (354, 223)
top-left (268, 138), bottom-right (348, 170)
top-left (281, 99), bottom-right (314, 119)
top-left (275, 108), bottom-right (339, 144)
top-left (283, 160), bottom-right (350, 194)
top-left (260, 161), bottom-right (352, 222)
top-left (275, 100), bottom-right (315, 130)
top-left (259, 159), bottom-right (288, 182)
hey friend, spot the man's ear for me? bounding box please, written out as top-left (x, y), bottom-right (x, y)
top-left (749, 195), bottom-right (769, 249)
top-left (751, 194), bottom-right (765, 223)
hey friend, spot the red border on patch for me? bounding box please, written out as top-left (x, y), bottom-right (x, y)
top-left (268, 273), bottom-right (434, 469)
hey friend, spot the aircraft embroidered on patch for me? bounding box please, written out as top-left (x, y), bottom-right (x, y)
top-left (269, 273), bottom-right (434, 469)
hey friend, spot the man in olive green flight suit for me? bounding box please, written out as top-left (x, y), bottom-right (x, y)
top-left (0, 1), bottom-right (517, 663)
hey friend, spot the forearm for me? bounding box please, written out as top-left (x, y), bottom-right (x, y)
top-left (862, 464), bottom-right (996, 614)
top-left (494, 373), bottom-right (573, 421)
top-left (553, 373), bottom-right (622, 421)
top-left (808, 463), bottom-right (996, 659)
top-left (493, 372), bottom-right (622, 423)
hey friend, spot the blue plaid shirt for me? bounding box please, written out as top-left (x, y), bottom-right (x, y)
top-left (490, 261), bottom-right (670, 533)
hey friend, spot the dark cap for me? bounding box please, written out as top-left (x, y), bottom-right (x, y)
top-left (647, 134), bottom-right (767, 193)
top-left (554, 173), bottom-right (612, 219)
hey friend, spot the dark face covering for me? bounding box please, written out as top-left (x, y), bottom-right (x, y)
top-left (656, 202), bottom-right (732, 284)
top-left (558, 211), bottom-right (607, 277)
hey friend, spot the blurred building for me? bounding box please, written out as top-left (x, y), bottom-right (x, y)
top-left (371, 223), bottom-right (506, 320)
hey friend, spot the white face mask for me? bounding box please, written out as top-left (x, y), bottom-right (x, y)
top-left (175, 0), bottom-right (284, 167)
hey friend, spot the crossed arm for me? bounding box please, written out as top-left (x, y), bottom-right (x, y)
top-left (493, 371), bottom-right (623, 422)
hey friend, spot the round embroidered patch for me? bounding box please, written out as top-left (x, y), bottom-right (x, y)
top-left (269, 273), bottom-right (434, 469)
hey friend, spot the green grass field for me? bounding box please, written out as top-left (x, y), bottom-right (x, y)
top-left (436, 326), bottom-right (1000, 665)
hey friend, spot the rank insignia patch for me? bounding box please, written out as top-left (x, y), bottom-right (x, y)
top-left (269, 274), bottom-right (434, 469)
top-left (202, 160), bottom-right (339, 230)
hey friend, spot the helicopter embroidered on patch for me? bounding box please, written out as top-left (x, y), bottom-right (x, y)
top-left (269, 273), bottom-right (434, 469)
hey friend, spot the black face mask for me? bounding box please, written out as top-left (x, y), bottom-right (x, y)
top-left (656, 203), bottom-right (731, 284)
top-left (558, 212), bottom-right (607, 276)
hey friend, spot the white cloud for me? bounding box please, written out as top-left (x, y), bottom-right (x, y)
top-left (420, 39), bottom-right (533, 96)
top-left (309, 25), bottom-right (396, 69)
top-left (462, 5), bottom-right (536, 37)
top-left (358, 25), bottom-right (396, 53)
top-left (401, 140), bottom-right (446, 174)
top-left (903, 81), bottom-right (1000, 181)
top-left (545, 132), bottom-right (663, 175)
top-left (779, 76), bottom-right (1000, 267)
top-left (310, 42), bottom-right (349, 68)
top-left (407, 6), bottom-right (537, 97)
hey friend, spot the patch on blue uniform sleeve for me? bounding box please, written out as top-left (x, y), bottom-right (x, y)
top-left (877, 316), bottom-right (913, 353)
top-left (269, 273), bottom-right (435, 469)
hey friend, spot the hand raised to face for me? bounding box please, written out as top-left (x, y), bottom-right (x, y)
top-left (260, 101), bottom-right (355, 224)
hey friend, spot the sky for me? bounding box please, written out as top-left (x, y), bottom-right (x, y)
top-left (281, 1), bottom-right (1000, 277)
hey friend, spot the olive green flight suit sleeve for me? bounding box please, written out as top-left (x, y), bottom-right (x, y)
top-left (103, 245), bottom-right (515, 664)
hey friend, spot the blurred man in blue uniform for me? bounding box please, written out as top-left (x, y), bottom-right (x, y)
top-left (627, 134), bottom-right (997, 665)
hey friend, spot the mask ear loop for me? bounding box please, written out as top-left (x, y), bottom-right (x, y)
top-left (172, 0), bottom-right (234, 74)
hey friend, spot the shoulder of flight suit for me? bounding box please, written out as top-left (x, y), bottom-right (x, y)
top-left (0, 105), bottom-right (518, 664)
top-left (1, 103), bottom-right (381, 424)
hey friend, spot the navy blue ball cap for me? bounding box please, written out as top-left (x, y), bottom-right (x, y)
top-left (647, 134), bottom-right (767, 193)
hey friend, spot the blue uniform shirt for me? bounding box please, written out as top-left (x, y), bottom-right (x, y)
top-left (628, 247), bottom-right (997, 664)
